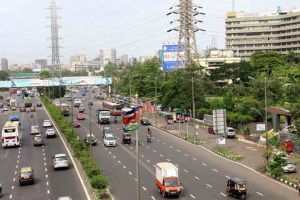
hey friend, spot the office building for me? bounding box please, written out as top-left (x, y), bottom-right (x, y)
top-left (119, 54), bottom-right (128, 66)
top-left (1, 58), bottom-right (8, 71)
top-left (99, 49), bottom-right (116, 68)
top-left (139, 56), bottom-right (152, 63)
top-left (69, 54), bottom-right (87, 71)
top-left (226, 8), bottom-right (300, 58)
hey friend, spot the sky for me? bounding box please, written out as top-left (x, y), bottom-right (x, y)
top-left (0, 0), bottom-right (299, 65)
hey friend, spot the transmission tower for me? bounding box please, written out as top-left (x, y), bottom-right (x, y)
top-left (47, 0), bottom-right (62, 103)
top-left (167, 0), bottom-right (205, 69)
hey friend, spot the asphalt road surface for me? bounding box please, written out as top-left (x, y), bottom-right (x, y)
top-left (0, 92), bottom-right (88, 200)
top-left (60, 91), bottom-right (299, 200)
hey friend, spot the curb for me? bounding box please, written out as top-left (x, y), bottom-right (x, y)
top-left (268, 173), bottom-right (298, 189)
top-left (214, 151), bottom-right (241, 161)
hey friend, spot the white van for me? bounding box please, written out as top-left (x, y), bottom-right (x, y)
top-left (227, 127), bottom-right (236, 138)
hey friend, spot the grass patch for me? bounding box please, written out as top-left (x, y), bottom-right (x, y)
top-left (214, 147), bottom-right (242, 160)
top-left (281, 175), bottom-right (299, 185)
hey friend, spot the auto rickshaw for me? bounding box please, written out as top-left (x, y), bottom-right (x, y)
top-left (165, 114), bottom-right (173, 125)
top-left (226, 178), bottom-right (247, 200)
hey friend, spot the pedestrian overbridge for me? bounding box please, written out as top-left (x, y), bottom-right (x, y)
top-left (0, 76), bottom-right (112, 88)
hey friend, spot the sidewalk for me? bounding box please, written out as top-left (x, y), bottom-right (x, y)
top-left (149, 113), bottom-right (265, 171)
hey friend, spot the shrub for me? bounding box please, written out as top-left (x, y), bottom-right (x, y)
top-left (90, 175), bottom-right (109, 189)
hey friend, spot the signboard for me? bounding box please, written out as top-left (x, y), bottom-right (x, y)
top-left (213, 109), bottom-right (227, 135)
top-left (216, 136), bottom-right (226, 145)
top-left (162, 44), bottom-right (184, 72)
top-left (256, 124), bottom-right (266, 131)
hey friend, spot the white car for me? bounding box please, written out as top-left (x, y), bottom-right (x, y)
top-left (104, 134), bottom-right (116, 147)
top-left (3, 106), bottom-right (8, 111)
top-left (226, 127), bottom-right (236, 138)
top-left (43, 120), bottom-right (52, 128)
top-left (45, 128), bottom-right (56, 138)
top-left (282, 158), bottom-right (296, 173)
top-left (53, 154), bottom-right (69, 170)
top-left (30, 125), bottom-right (40, 135)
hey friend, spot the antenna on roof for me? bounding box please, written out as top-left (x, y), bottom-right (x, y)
top-left (277, 6), bottom-right (282, 13)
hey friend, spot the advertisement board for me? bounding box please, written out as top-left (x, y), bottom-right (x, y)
top-left (162, 44), bottom-right (184, 72)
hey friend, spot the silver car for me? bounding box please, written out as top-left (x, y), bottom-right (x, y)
top-left (53, 154), bottom-right (69, 170)
top-left (282, 159), bottom-right (296, 173)
top-left (46, 128), bottom-right (56, 138)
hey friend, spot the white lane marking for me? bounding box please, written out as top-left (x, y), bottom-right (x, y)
top-left (42, 149), bottom-right (44, 152)
top-left (157, 139), bottom-right (160, 142)
top-left (206, 184), bottom-right (213, 188)
top-left (47, 181), bottom-right (49, 186)
top-left (18, 155), bottom-right (20, 158)
top-left (256, 192), bottom-right (264, 196)
top-left (169, 145), bottom-right (173, 148)
top-left (47, 190), bottom-right (50, 194)
top-left (46, 174), bottom-right (48, 178)
top-left (17, 160), bottom-right (19, 163)
top-left (213, 169), bottom-right (218, 172)
top-left (44, 162), bottom-right (47, 166)
top-left (176, 149), bottom-right (181, 152)
top-left (43, 153), bottom-right (45, 156)
top-left (45, 168), bottom-right (48, 172)
top-left (123, 165), bottom-right (126, 169)
top-left (159, 154), bottom-right (163, 157)
top-left (163, 142), bottom-right (166, 145)
top-left (190, 194), bottom-right (196, 199)
top-left (147, 146), bottom-right (150, 149)
top-left (129, 172), bottom-right (132, 175)
top-left (202, 163), bottom-right (207, 166)
top-left (135, 178), bottom-right (137, 181)
top-left (44, 157), bottom-right (46, 161)
top-left (109, 151), bottom-right (112, 154)
top-left (220, 192), bottom-right (226, 197)
top-left (141, 155), bottom-right (144, 158)
top-left (180, 186), bottom-right (184, 189)
top-left (118, 160), bottom-right (121, 163)
top-left (9, 195), bottom-right (12, 199)
top-left (185, 154), bottom-right (189, 157)
top-left (147, 160), bottom-right (150, 163)
top-left (193, 158), bottom-right (197, 161)
top-left (225, 175), bottom-right (230, 179)
top-left (11, 186), bottom-right (14, 190)
top-left (167, 158), bottom-right (171, 162)
top-left (153, 150), bottom-right (157, 153)
top-left (113, 156), bottom-right (116, 159)
top-left (16, 165), bottom-right (18, 168)
top-left (13, 178), bottom-right (15, 181)
top-left (184, 169), bottom-right (189, 173)
top-left (15, 171), bottom-right (17, 174)
top-left (175, 164), bottom-right (179, 167)
top-left (130, 147), bottom-right (133, 150)
top-left (195, 176), bottom-right (199, 180)
top-left (151, 196), bottom-right (155, 200)
top-left (142, 187), bottom-right (147, 191)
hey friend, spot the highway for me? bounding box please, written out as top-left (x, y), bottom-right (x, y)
top-left (0, 92), bottom-right (88, 200)
top-left (62, 91), bottom-right (299, 200)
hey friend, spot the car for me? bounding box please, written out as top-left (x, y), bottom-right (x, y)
top-left (79, 105), bottom-right (85, 113)
top-left (45, 128), bottom-right (56, 138)
top-left (102, 127), bottom-right (113, 138)
top-left (30, 125), bottom-right (40, 135)
top-left (36, 102), bottom-right (42, 107)
top-left (84, 133), bottom-right (98, 146)
top-left (104, 134), bottom-right (116, 147)
top-left (3, 106), bottom-right (8, 111)
top-left (122, 131), bottom-right (131, 144)
top-left (53, 154), bottom-right (70, 170)
top-left (76, 113), bottom-right (85, 120)
top-left (43, 119), bottom-right (52, 127)
top-left (19, 166), bottom-right (34, 185)
top-left (58, 197), bottom-right (72, 200)
top-left (282, 158), bottom-right (297, 173)
top-left (33, 134), bottom-right (44, 146)
top-left (207, 125), bottom-right (215, 134)
top-left (140, 118), bottom-right (151, 126)
top-left (19, 106), bottom-right (25, 112)
top-left (30, 106), bottom-right (36, 112)
top-left (226, 127), bottom-right (236, 138)
top-left (72, 120), bottom-right (81, 128)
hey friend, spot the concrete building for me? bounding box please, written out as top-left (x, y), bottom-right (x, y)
top-left (1, 58), bottom-right (8, 71)
top-left (69, 54), bottom-right (87, 71)
top-left (35, 59), bottom-right (48, 68)
top-left (199, 49), bottom-right (242, 74)
top-left (119, 54), bottom-right (128, 66)
top-left (129, 57), bottom-right (137, 66)
top-left (139, 56), bottom-right (152, 63)
top-left (225, 8), bottom-right (300, 58)
top-left (99, 49), bottom-right (116, 68)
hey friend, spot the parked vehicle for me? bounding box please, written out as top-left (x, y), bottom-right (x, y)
top-left (227, 127), bottom-right (236, 138)
top-left (208, 126), bottom-right (215, 134)
top-left (226, 178), bottom-right (247, 200)
top-left (172, 108), bottom-right (184, 123)
top-left (282, 158), bottom-right (296, 173)
top-left (155, 162), bottom-right (181, 198)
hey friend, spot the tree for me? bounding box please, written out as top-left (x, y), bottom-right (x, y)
top-left (0, 71), bottom-right (9, 80)
top-left (22, 68), bottom-right (33, 73)
top-left (39, 70), bottom-right (52, 79)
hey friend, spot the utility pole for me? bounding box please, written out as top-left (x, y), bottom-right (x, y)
top-left (265, 77), bottom-right (269, 169)
top-left (89, 86), bottom-right (92, 159)
top-left (167, 0), bottom-right (205, 69)
top-left (155, 77), bottom-right (158, 125)
top-left (136, 128), bottom-right (140, 200)
top-left (48, 0), bottom-right (62, 105)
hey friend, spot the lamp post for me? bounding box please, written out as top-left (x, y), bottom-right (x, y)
top-left (192, 76), bottom-right (195, 126)
top-left (135, 93), bottom-right (140, 200)
top-left (89, 86), bottom-right (92, 159)
top-left (264, 77), bottom-right (269, 168)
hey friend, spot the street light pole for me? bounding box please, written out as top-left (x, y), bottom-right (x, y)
top-left (89, 86), bottom-right (92, 159)
top-left (264, 77), bottom-right (269, 168)
top-left (136, 128), bottom-right (140, 200)
top-left (155, 77), bottom-right (158, 125)
top-left (192, 76), bottom-right (195, 126)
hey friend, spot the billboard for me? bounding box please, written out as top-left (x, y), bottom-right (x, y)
top-left (162, 44), bottom-right (184, 72)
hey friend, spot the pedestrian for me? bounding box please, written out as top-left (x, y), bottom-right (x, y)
top-left (298, 180), bottom-right (300, 195)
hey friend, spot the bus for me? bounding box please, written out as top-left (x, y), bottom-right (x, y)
top-left (2, 121), bottom-right (22, 147)
top-left (60, 103), bottom-right (70, 116)
top-left (102, 101), bottom-right (122, 116)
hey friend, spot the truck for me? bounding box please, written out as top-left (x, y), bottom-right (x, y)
top-left (97, 109), bottom-right (110, 124)
top-left (60, 103), bottom-right (70, 116)
top-left (74, 97), bottom-right (82, 107)
top-left (10, 99), bottom-right (17, 110)
top-left (155, 162), bottom-right (181, 198)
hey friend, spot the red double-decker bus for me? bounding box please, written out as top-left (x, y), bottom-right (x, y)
top-left (102, 101), bottom-right (122, 116)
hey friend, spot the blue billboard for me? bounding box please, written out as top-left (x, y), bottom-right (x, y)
top-left (162, 44), bottom-right (184, 72)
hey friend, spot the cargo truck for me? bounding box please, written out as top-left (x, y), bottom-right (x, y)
top-left (97, 109), bottom-right (110, 124)
top-left (155, 162), bottom-right (181, 198)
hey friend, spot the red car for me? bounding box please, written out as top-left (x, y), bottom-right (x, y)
top-left (72, 121), bottom-right (81, 127)
top-left (20, 107), bottom-right (25, 112)
top-left (76, 113), bottom-right (85, 120)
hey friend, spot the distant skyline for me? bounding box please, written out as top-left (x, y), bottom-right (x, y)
top-left (0, 0), bottom-right (299, 64)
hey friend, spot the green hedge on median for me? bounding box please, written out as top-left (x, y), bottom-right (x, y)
top-left (42, 98), bottom-right (109, 199)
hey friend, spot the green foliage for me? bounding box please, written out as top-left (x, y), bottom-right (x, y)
top-left (39, 70), bottom-right (52, 79)
top-left (269, 136), bottom-right (281, 148)
top-left (42, 98), bottom-right (109, 198)
top-left (242, 125), bottom-right (250, 135)
top-left (197, 108), bottom-right (211, 120)
top-left (215, 147), bottom-right (242, 160)
top-left (227, 112), bottom-right (253, 127)
top-left (0, 71), bottom-right (9, 80)
top-left (268, 153), bottom-right (287, 177)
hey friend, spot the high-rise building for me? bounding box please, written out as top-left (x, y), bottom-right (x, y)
top-left (1, 58), bottom-right (8, 71)
top-left (139, 56), bottom-right (152, 63)
top-left (99, 49), bottom-right (116, 68)
top-left (129, 57), bottom-right (137, 66)
top-left (69, 54), bottom-right (87, 71)
top-left (119, 54), bottom-right (128, 66)
top-left (225, 8), bottom-right (300, 58)
top-left (35, 59), bottom-right (48, 68)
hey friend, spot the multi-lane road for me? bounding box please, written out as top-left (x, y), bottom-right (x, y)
top-left (61, 92), bottom-right (299, 200)
top-left (0, 92), bottom-right (88, 200)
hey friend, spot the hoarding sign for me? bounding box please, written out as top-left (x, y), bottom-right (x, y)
top-left (162, 44), bottom-right (184, 72)
top-left (256, 124), bottom-right (265, 131)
